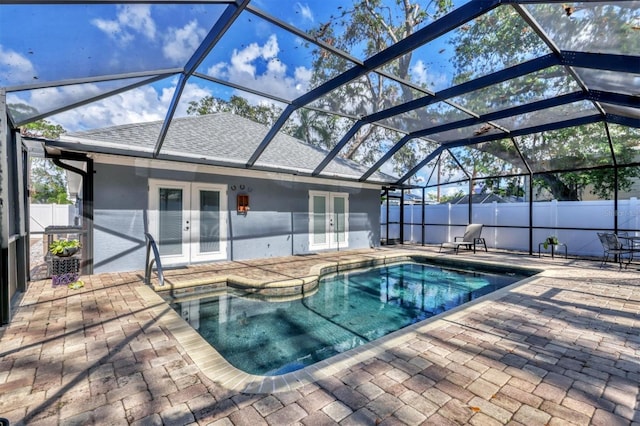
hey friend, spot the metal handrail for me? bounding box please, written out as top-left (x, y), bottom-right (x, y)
top-left (144, 232), bottom-right (164, 286)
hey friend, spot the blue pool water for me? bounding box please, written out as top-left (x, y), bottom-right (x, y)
top-left (169, 261), bottom-right (526, 376)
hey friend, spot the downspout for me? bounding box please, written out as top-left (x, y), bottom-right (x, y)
top-left (614, 166), bottom-right (619, 233)
top-left (421, 187), bottom-right (426, 246)
top-left (385, 188), bottom-right (390, 245)
top-left (51, 155), bottom-right (94, 275)
top-left (400, 189), bottom-right (405, 244)
top-left (528, 172), bottom-right (533, 255)
top-left (468, 179), bottom-right (473, 224)
top-left (604, 123), bottom-right (618, 233)
top-left (1, 89), bottom-right (12, 325)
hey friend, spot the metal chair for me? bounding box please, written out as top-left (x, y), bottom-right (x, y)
top-left (597, 232), bottom-right (633, 269)
top-left (440, 224), bottom-right (487, 254)
top-left (617, 232), bottom-right (640, 262)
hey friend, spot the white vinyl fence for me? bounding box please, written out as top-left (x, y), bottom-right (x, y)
top-left (30, 204), bottom-right (76, 233)
top-left (382, 198), bottom-right (640, 258)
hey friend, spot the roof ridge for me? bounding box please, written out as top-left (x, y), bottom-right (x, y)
top-left (68, 112), bottom-right (225, 136)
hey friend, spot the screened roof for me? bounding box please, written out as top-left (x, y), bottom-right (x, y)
top-left (2, 0), bottom-right (639, 188)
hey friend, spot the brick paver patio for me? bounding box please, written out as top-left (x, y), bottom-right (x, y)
top-left (1, 247), bottom-right (639, 425)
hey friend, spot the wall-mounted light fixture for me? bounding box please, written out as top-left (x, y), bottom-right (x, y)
top-left (237, 194), bottom-right (249, 214)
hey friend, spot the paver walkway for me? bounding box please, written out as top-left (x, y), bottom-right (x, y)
top-left (1, 247), bottom-right (639, 425)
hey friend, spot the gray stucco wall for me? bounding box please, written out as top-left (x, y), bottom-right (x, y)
top-left (93, 162), bottom-right (381, 273)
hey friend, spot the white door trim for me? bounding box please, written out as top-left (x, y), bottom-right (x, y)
top-left (190, 182), bottom-right (227, 263)
top-left (149, 179), bottom-right (190, 265)
top-left (309, 191), bottom-right (349, 251)
top-left (148, 179), bottom-right (227, 265)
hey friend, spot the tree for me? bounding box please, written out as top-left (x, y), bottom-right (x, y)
top-left (187, 91), bottom-right (353, 151)
top-left (187, 2), bottom-right (638, 198)
top-left (20, 119), bottom-right (65, 139)
top-left (17, 118), bottom-right (72, 204)
top-left (287, 109), bottom-right (337, 150)
top-left (187, 95), bottom-right (283, 127)
top-left (426, 189), bottom-right (464, 203)
top-left (30, 158), bottom-right (72, 204)
top-left (306, 2), bottom-right (639, 199)
top-left (307, 0), bottom-right (453, 166)
top-left (187, 1), bottom-right (453, 172)
top-left (441, 4), bottom-right (640, 200)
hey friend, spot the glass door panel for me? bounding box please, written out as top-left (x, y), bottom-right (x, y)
top-left (158, 188), bottom-right (184, 256)
top-left (199, 190), bottom-right (220, 254)
top-left (149, 180), bottom-right (190, 265)
top-left (191, 184), bottom-right (227, 262)
top-left (312, 195), bottom-right (328, 246)
top-left (332, 196), bottom-right (346, 244)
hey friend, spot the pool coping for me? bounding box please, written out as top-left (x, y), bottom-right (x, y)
top-left (152, 250), bottom-right (540, 298)
top-left (139, 250), bottom-right (545, 394)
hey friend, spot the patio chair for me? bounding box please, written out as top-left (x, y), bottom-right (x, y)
top-left (439, 224), bottom-right (487, 254)
top-left (617, 232), bottom-right (640, 260)
top-left (597, 232), bottom-right (633, 269)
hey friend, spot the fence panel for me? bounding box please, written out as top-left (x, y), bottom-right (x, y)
top-left (423, 205), bottom-right (450, 244)
top-left (382, 198), bottom-right (639, 257)
top-left (495, 203), bottom-right (529, 249)
top-left (30, 204), bottom-right (74, 233)
top-left (555, 200), bottom-right (614, 256)
top-left (619, 198), bottom-right (640, 232)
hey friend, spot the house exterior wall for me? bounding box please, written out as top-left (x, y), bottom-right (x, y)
top-left (93, 160), bottom-right (381, 273)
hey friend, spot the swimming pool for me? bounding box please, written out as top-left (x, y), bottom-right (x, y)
top-left (169, 260), bottom-right (527, 376)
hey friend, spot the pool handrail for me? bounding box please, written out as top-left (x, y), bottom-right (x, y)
top-left (144, 232), bottom-right (165, 287)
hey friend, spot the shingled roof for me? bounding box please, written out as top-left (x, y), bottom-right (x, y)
top-left (59, 113), bottom-right (392, 183)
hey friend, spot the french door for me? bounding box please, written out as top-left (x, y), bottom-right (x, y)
top-left (149, 179), bottom-right (227, 265)
top-left (309, 191), bottom-right (348, 250)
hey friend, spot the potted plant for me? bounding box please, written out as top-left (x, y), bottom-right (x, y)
top-left (49, 238), bottom-right (81, 257)
top-left (543, 235), bottom-right (559, 250)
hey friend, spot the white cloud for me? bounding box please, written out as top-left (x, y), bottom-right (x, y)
top-left (8, 83), bottom-right (106, 124)
top-left (16, 83), bottom-right (168, 132)
top-left (296, 3), bottom-right (314, 22)
top-left (266, 58), bottom-right (286, 75)
top-left (173, 81), bottom-right (213, 118)
top-left (294, 66), bottom-right (312, 91)
top-left (120, 5), bottom-right (156, 39)
top-left (226, 34), bottom-right (280, 77)
top-left (207, 62), bottom-right (228, 79)
top-left (163, 20), bottom-right (207, 63)
top-left (261, 34), bottom-right (279, 59)
top-left (410, 60), bottom-right (428, 85)
top-left (91, 18), bottom-right (129, 44)
top-left (206, 34), bottom-right (311, 101)
top-left (26, 78), bottom-right (215, 132)
top-left (410, 59), bottom-right (448, 90)
top-left (34, 84), bottom-right (104, 110)
top-left (229, 43), bottom-right (261, 76)
top-left (11, 34), bottom-right (314, 132)
top-left (91, 4), bottom-right (156, 45)
top-left (51, 85), bottom-right (168, 130)
top-left (0, 45), bottom-right (37, 85)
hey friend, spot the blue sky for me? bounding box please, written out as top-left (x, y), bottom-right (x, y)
top-left (1, 1), bottom-right (634, 198)
top-left (1, 2), bottom-right (333, 130)
top-left (0, 0), bottom-right (487, 195)
top-left (0, 0), bottom-right (480, 194)
top-left (0, 1), bottom-right (471, 133)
